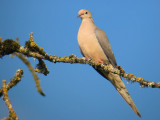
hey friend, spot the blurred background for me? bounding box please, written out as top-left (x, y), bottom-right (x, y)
top-left (0, 0), bottom-right (160, 120)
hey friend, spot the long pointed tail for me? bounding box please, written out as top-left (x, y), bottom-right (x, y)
top-left (107, 72), bottom-right (141, 117)
top-left (94, 67), bottom-right (141, 117)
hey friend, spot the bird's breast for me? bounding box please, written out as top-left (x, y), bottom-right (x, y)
top-left (77, 22), bottom-right (107, 62)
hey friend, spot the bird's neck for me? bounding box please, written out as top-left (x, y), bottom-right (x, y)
top-left (82, 18), bottom-right (95, 25)
top-left (81, 18), bottom-right (96, 30)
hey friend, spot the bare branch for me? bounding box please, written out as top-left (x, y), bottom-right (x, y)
top-left (15, 53), bottom-right (45, 96)
top-left (0, 33), bottom-right (160, 97)
top-left (2, 80), bottom-right (18, 120)
top-left (0, 69), bottom-right (23, 97)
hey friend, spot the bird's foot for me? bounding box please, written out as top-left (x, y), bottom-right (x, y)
top-left (82, 57), bottom-right (91, 60)
top-left (96, 60), bottom-right (104, 64)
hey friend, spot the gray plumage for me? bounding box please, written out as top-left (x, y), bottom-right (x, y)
top-left (95, 28), bottom-right (117, 67)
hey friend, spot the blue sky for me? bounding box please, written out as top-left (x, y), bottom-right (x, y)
top-left (0, 0), bottom-right (160, 120)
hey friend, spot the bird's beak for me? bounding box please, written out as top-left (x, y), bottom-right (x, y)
top-left (77, 15), bottom-right (81, 17)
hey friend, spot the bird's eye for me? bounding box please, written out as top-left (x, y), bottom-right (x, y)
top-left (85, 12), bottom-right (88, 14)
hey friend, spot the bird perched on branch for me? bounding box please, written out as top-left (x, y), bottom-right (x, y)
top-left (77, 9), bottom-right (141, 117)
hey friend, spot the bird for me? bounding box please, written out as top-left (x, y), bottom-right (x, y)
top-left (77, 9), bottom-right (141, 117)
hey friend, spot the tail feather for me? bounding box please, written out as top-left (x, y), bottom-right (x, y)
top-left (94, 67), bottom-right (141, 117)
top-left (108, 72), bottom-right (141, 117)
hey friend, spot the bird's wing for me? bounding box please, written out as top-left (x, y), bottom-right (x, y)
top-left (95, 27), bottom-right (117, 67)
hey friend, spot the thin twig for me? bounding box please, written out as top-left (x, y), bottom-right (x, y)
top-left (2, 80), bottom-right (18, 120)
top-left (0, 69), bottom-right (23, 97)
top-left (15, 53), bottom-right (45, 96)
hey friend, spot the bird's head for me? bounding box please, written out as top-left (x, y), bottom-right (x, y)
top-left (78, 9), bottom-right (92, 19)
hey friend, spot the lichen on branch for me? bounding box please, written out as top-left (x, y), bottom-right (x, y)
top-left (1, 33), bottom-right (160, 119)
top-left (0, 33), bottom-right (160, 98)
top-left (0, 39), bottom-right (20, 57)
top-left (0, 69), bottom-right (23, 97)
top-left (2, 80), bottom-right (18, 120)
top-left (15, 53), bottom-right (45, 96)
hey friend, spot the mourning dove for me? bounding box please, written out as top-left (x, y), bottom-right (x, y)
top-left (77, 9), bottom-right (141, 117)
